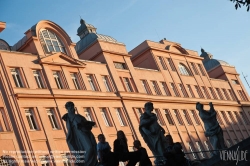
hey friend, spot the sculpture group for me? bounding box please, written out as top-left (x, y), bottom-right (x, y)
top-left (62, 101), bottom-right (227, 166)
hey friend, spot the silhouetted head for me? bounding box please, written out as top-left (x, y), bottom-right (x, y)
top-left (133, 140), bottom-right (141, 149)
top-left (98, 134), bottom-right (106, 143)
top-left (196, 102), bottom-right (203, 111)
top-left (117, 130), bottom-right (127, 142)
top-left (144, 102), bottom-right (154, 113)
top-left (165, 134), bottom-right (174, 145)
top-left (65, 101), bottom-right (75, 114)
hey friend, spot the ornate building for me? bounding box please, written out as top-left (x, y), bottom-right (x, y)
top-left (0, 19), bottom-right (249, 166)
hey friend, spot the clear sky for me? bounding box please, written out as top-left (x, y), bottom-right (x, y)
top-left (0, 0), bottom-right (250, 94)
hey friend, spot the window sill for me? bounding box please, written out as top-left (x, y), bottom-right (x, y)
top-left (0, 131), bottom-right (13, 134)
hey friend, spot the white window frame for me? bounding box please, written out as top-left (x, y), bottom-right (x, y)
top-left (70, 73), bottom-right (80, 90)
top-left (53, 71), bottom-right (64, 89)
top-left (100, 108), bottom-right (111, 127)
top-left (151, 81), bottom-right (162, 95)
top-left (47, 109), bottom-right (59, 129)
top-left (87, 74), bottom-right (98, 91)
top-left (115, 108), bottom-right (126, 126)
top-left (25, 109), bottom-right (38, 130)
top-left (10, 68), bottom-right (24, 88)
top-left (40, 155), bottom-right (50, 166)
top-left (188, 142), bottom-right (197, 159)
top-left (39, 29), bottom-right (66, 54)
top-left (161, 82), bottom-right (171, 96)
top-left (124, 77), bottom-right (133, 92)
top-left (178, 63), bottom-right (191, 76)
top-left (33, 70), bottom-right (44, 89)
top-left (102, 75), bottom-right (112, 92)
top-left (196, 141), bottom-right (205, 158)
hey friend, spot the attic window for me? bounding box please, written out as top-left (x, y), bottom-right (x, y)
top-left (114, 62), bottom-right (127, 69)
top-left (232, 80), bottom-right (239, 84)
top-left (39, 29), bottom-right (66, 54)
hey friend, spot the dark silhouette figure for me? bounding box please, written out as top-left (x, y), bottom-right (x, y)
top-left (97, 134), bottom-right (116, 166)
top-left (114, 130), bottom-right (129, 165)
top-left (163, 134), bottom-right (189, 166)
top-left (126, 140), bottom-right (153, 166)
top-left (196, 102), bottom-right (226, 155)
top-left (139, 102), bottom-right (167, 165)
top-left (62, 101), bottom-right (97, 166)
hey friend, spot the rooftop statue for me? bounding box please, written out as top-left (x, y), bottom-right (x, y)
top-left (139, 102), bottom-right (167, 165)
top-left (62, 101), bottom-right (97, 166)
top-left (196, 102), bottom-right (226, 155)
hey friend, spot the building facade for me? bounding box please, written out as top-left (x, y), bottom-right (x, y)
top-left (0, 19), bottom-right (249, 166)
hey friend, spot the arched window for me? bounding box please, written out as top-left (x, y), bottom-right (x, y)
top-left (39, 29), bottom-right (66, 54)
top-left (178, 63), bottom-right (191, 76)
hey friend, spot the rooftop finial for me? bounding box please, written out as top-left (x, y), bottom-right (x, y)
top-left (201, 47), bottom-right (205, 53)
top-left (80, 16), bottom-right (85, 24)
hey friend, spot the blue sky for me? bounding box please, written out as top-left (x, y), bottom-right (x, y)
top-left (0, 0), bottom-right (250, 94)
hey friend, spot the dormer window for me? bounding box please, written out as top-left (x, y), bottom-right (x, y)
top-left (178, 63), bottom-right (192, 76)
top-left (39, 29), bottom-right (66, 54)
top-left (114, 62), bottom-right (127, 69)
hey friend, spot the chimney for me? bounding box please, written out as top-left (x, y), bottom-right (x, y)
top-left (0, 22), bottom-right (6, 33)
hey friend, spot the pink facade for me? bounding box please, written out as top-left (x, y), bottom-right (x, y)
top-left (0, 20), bottom-right (249, 166)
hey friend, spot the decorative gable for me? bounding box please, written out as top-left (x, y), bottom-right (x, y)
top-left (39, 52), bottom-right (86, 67)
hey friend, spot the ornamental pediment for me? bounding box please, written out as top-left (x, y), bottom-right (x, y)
top-left (39, 52), bottom-right (86, 67)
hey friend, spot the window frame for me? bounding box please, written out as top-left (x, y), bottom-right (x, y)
top-left (25, 108), bottom-right (38, 130)
top-left (10, 68), bottom-right (25, 88)
top-left (115, 108), bottom-right (127, 126)
top-left (151, 81), bottom-right (162, 95)
top-left (178, 63), bottom-right (192, 76)
top-left (86, 74), bottom-right (99, 91)
top-left (46, 108), bottom-right (59, 130)
top-left (102, 75), bottom-right (113, 92)
top-left (53, 71), bottom-right (64, 89)
top-left (100, 108), bottom-right (112, 127)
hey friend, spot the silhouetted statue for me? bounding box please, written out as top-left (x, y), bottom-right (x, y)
top-left (139, 102), bottom-right (167, 165)
top-left (196, 102), bottom-right (226, 155)
top-left (62, 101), bottom-right (97, 166)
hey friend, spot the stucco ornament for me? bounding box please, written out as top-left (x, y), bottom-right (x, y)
top-left (139, 102), bottom-right (167, 165)
top-left (196, 102), bottom-right (227, 155)
top-left (62, 101), bottom-right (97, 166)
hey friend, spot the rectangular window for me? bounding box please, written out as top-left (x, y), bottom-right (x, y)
top-left (227, 111), bottom-right (236, 124)
top-left (170, 83), bottom-right (180, 97)
top-left (208, 87), bottom-right (218, 99)
top-left (190, 62), bottom-right (199, 75)
top-left (234, 111), bottom-right (243, 125)
top-left (33, 70), bottom-right (45, 88)
top-left (130, 78), bottom-right (138, 92)
top-left (100, 108), bottom-right (112, 127)
top-left (197, 64), bottom-right (206, 76)
top-left (228, 89), bottom-right (236, 101)
top-left (216, 88), bottom-right (224, 100)
top-left (84, 108), bottom-right (97, 127)
top-left (238, 90), bottom-right (248, 101)
top-left (216, 112), bottom-right (224, 125)
top-left (115, 108), bottom-right (127, 126)
top-left (222, 89), bottom-right (230, 100)
top-left (87, 74), bottom-right (99, 91)
top-left (47, 109), bottom-right (59, 129)
top-left (158, 56), bottom-right (167, 70)
top-left (201, 86), bottom-right (211, 99)
top-left (232, 79), bottom-right (239, 84)
top-left (188, 142), bottom-right (197, 159)
top-left (164, 109), bottom-right (175, 125)
top-left (114, 62), bottom-right (127, 69)
top-left (221, 111), bottom-right (230, 125)
top-left (173, 109), bottom-right (184, 125)
top-left (182, 110), bottom-right (193, 125)
top-left (102, 75), bottom-right (113, 92)
top-left (10, 68), bottom-right (24, 87)
top-left (153, 109), bottom-right (165, 126)
top-left (190, 110), bottom-right (200, 125)
top-left (53, 71), bottom-right (64, 89)
top-left (141, 80), bottom-right (151, 94)
top-left (194, 85), bottom-right (204, 98)
top-left (167, 58), bottom-right (176, 71)
top-left (0, 108), bottom-right (10, 131)
top-left (178, 84), bottom-right (189, 97)
top-left (160, 82), bottom-right (171, 96)
top-left (40, 156), bottom-right (50, 166)
top-left (204, 141), bottom-right (212, 157)
top-left (25, 109), bottom-right (38, 130)
top-left (122, 77), bottom-right (133, 92)
top-left (196, 141), bottom-right (205, 158)
top-left (187, 85), bottom-right (195, 98)
top-left (239, 112), bottom-right (249, 125)
top-left (62, 154), bottom-right (71, 166)
top-left (133, 108), bottom-right (143, 123)
top-left (70, 73), bottom-right (81, 90)
top-left (151, 81), bottom-right (162, 95)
